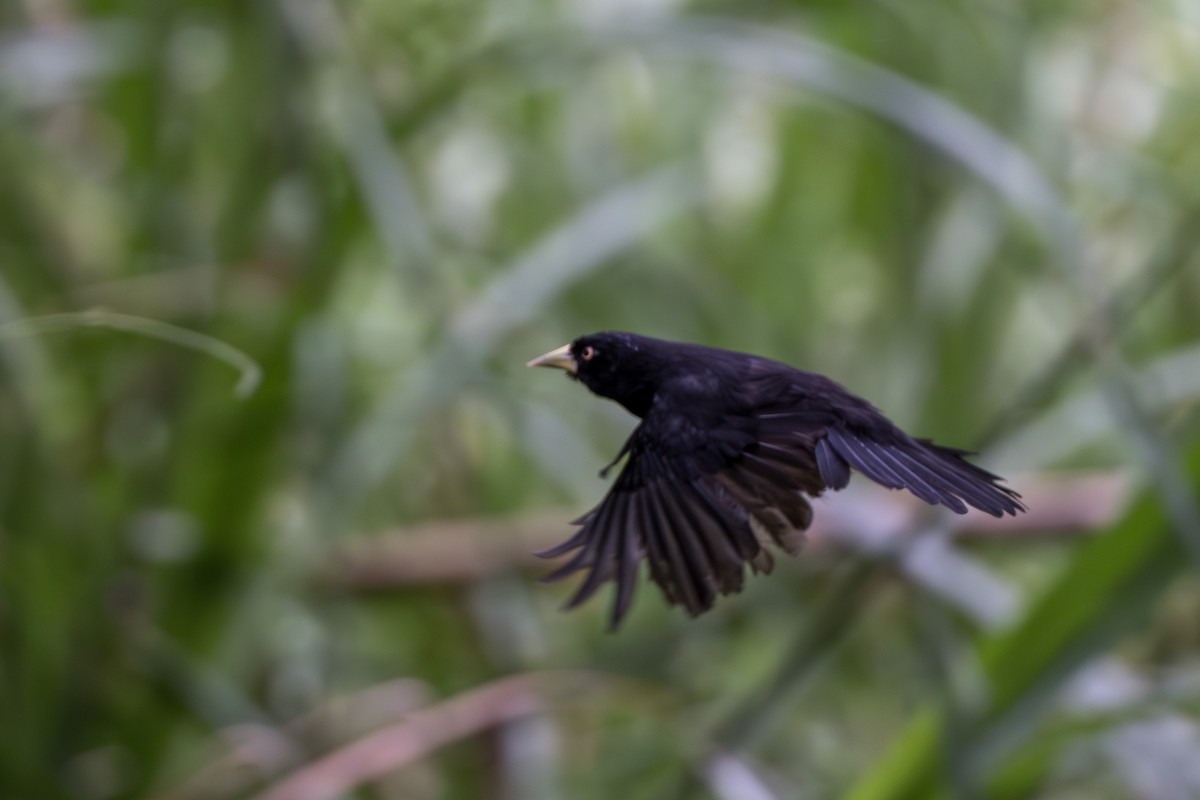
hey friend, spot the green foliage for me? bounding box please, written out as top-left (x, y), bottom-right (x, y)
top-left (2, 1), bottom-right (1199, 798)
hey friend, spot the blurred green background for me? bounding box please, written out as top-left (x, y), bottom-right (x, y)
top-left (3, 0), bottom-right (1200, 798)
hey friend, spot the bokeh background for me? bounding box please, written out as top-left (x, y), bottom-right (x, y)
top-left (3, 0), bottom-right (1200, 798)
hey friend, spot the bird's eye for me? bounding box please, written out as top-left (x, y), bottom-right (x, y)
top-left (580, 345), bottom-right (597, 361)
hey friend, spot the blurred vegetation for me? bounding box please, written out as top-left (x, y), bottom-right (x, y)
top-left (2, 0), bottom-right (1200, 798)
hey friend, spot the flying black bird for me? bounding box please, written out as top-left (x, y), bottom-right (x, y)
top-left (528, 332), bottom-right (1024, 629)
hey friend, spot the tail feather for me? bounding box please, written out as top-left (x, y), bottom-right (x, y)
top-left (825, 427), bottom-right (1024, 517)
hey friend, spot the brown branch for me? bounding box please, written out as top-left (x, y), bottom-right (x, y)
top-left (323, 472), bottom-right (1131, 590)
top-left (324, 511), bottom-right (570, 589)
top-left (249, 674), bottom-right (545, 800)
top-left (156, 679), bottom-right (435, 800)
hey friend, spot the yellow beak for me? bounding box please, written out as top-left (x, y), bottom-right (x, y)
top-left (526, 343), bottom-right (577, 374)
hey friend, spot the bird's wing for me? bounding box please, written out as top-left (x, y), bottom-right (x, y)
top-left (538, 369), bottom-right (1024, 628)
top-left (537, 389), bottom-right (823, 629)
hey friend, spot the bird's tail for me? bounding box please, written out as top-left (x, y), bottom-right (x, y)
top-left (817, 428), bottom-right (1024, 517)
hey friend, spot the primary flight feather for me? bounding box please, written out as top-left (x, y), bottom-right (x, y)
top-left (528, 332), bottom-right (1024, 629)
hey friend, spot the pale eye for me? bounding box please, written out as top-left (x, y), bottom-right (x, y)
top-left (580, 345), bottom-right (597, 361)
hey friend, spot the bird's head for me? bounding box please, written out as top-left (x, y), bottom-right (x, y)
top-left (527, 331), bottom-right (665, 417)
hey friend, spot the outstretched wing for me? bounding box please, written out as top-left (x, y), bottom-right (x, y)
top-left (538, 367), bottom-right (1024, 628)
top-left (537, 391), bottom-right (824, 629)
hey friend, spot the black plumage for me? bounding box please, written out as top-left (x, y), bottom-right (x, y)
top-left (528, 332), bottom-right (1024, 628)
